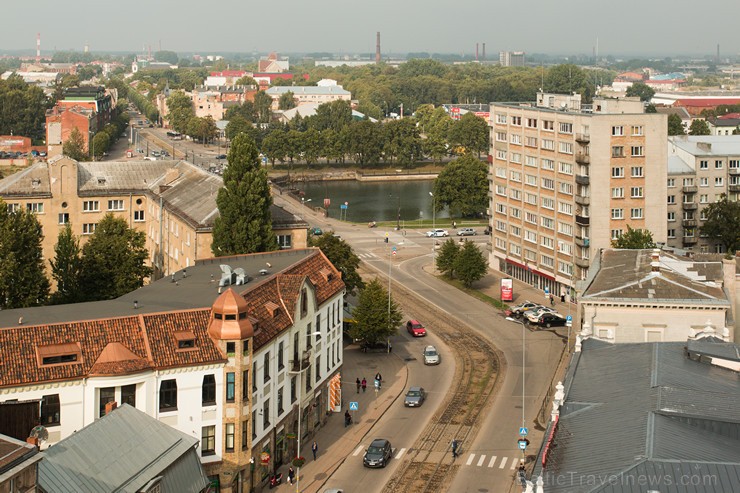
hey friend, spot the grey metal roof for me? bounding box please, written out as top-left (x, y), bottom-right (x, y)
top-left (531, 339), bottom-right (740, 493)
top-left (667, 154), bottom-right (694, 174)
top-left (668, 135), bottom-right (740, 156)
top-left (581, 249), bottom-right (728, 305)
top-left (38, 404), bottom-right (207, 493)
top-left (687, 338), bottom-right (740, 362)
top-left (265, 85), bottom-right (350, 96)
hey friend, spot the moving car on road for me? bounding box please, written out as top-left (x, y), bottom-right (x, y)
top-left (423, 345), bottom-right (440, 365)
top-left (363, 439), bottom-right (393, 468)
top-left (426, 229), bottom-right (449, 237)
top-left (457, 228), bottom-right (477, 236)
top-left (404, 387), bottom-right (426, 407)
top-left (406, 319), bottom-right (426, 337)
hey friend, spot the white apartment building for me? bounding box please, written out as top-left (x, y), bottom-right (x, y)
top-left (489, 93), bottom-right (667, 298)
top-left (0, 249), bottom-right (345, 493)
top-left (264, 86), bottom-right (351, 110)
top-left (666, 135), bottom-right (740, 253)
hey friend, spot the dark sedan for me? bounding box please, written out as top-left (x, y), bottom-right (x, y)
top-left (531, 312), bottom-right (567, 328)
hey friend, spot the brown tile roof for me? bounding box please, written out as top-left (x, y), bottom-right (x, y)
top-left (246, 278), bottom-right (292, 349)
top-left (142, 310), bottom-right (225, 369)
top-left (284, 250), bottom-right (344, 305)
top-left (88, 342), bottom-right (153, 376)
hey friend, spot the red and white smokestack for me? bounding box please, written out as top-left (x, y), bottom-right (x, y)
top-left (36, 33), bottom-right (41, 63)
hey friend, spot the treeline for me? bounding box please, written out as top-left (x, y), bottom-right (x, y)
top-left (0, 75), bottom-right (50, 143)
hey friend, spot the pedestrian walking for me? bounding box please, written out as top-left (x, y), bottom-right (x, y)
top-left (375, 372), bottom-right (382, 385)
top-left (374, 379), bottom-right (380, 395)
top-left (311, 440), bottom-right (318, 460)
top-left (288, 466), bottom-right (295, 485)
top-left (344, 409), bottom-right (352, 427)
top-left (356, 377), bottom-right (361, 393)
top-left (549, 294), bottom-right (555, 306)
top-left (361, 377), bottom-right (367, 392)
top-left (560, 292), bottom-right (566, 303)
top-left (451, 439), bottom-right (459, 458)
top-left (452, 220), bottom-right (457, 229)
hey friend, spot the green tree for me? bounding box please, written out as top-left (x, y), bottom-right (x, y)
top-left (433, 155), bottom-right (488, 217)
top-left (261, 129), bottom-right (288, 165)
top-left (345, 120), bottom-right (382, 165)
top-left (302, 128), bottom-right (322, 165)
top-left (448, 113), bottom-right (489, 157)
top-left (62, 127), bottom-right (88, 161)
top-left (453, 241), bottom-right (487, 288)
top-left (0, 74), bottom-right (50, 142)
top-left (0, 200), bottom-right (49, 308)
top-left (186, 115), bottom-right (218, 144)
top-left (308, 100), bottom-right (353, 132)
top-left (235, 76), bottom-right (259, 87)
top-left (350, 279), bottom-right (402, 346)
top-left (308, 233), bottom-right (364, 295)
top-left (253, 91), bottom-right (273, 124)
top-left (383, 118), bottom-right (422, 166)
top-left (668, 114), bottom-right (685, 136)
top-left (91, 131), bottom-right (110, 160)
top-left (611, 225), bottom-right (656, 249)
top-left (544, 64), bottom-right (590, 101)
top-left (225, 115), bottom-right (259, 142)
top-left (700, 194), bottom-right (740, 255)
top-left (625, 82), bottom-right (655, 102)
top-left (49, 224), bottom-right (82, 304)
top-left (689, 119), bottom-right (711, 136)
top-left (278, 91), bottom-right (296, 110)
top-left (212, 134), bottom-right (278, 255)
top-left (166, 91), bottom-right (195, 134)
top-left (154, 50), bottom-right (179, 65)
top-left (645, 103), bottom-right (657, 113)
top-left (436, 239), bottom-right (460, 278)
top-left (78, 214), bottom-right (151, 301)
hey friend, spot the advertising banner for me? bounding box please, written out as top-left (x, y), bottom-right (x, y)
top-left (501, 278), bottom-right (513, 302)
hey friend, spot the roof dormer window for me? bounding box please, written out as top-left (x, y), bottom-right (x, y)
top-left (174, 330), bottom-right (197, 351)
top-left (37, 343), bottom-right (82, 367)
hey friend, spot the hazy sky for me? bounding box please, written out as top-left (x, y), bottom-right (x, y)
top-left (2, 0), bottom-right (738, 57)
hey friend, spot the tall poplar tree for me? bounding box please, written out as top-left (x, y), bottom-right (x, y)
top-left (212, 134), bottom-right (278, 256)
top-left (49, 224), bottom-right (82, 304)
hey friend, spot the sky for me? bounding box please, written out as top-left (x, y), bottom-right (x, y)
top-left (2, 0), bottom-right (739, 58)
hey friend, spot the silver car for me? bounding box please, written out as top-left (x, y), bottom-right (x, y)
top-left (423, 345), bottom-right (440, 365)
top-left (404, 386), bottom-right (426, 407)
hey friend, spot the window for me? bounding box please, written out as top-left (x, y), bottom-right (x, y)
top-left (306, 323), bottom-right (313, 349)
top-left (315, 355), bottom-right (321, 381)
top-left (510, 225), bottom-right (521, 237)
top-left (159, 379), bottom-right (177, 411)
top-left (667, 229), bottom-right (676, 238)
top-left (700, 194), bottom-right (708, 204)
top-left (7, 203), bottom-right (19, 213)
top-left (40, 395), bottom-right (60, 426)
top-left (558, 202), bottom-right (573, 215)
top-left (226, 342), bottom-right (235, 356)
top-left (541, 139), bottom-right (555, 151)
top-left (202, 375), bottom-right (216, 406)
top-left (226, 372), bottom-right (235, 402)
top-left (242, 370), bottom-right (249, 400)
top-left (631, 167), bottom-right (643, 178)
top-left (263, 353), bottom-right (271, 383)
top-left (730, 159), bottom-right (740, 169)
top-left (683, 194), bottom-right (694, 204)
top-left (300, 288), bottom-right (308, 317)
top-left (496, 114), bottom-right (507, 124)
top-left (131, 209), bottom-right (144, 222)
top-left (541, 158), bottom-right (554, 170)
top-left (525, 174), bottom-right (537, 186)
top-left (201, 426), bottom-right (216, 456)
top-left (559, 142), bottom-right (573, 154)
top-left (242, 420), bottom-right (248, 450)
top-left (542, 197), bottom-right (554, 210)
top-left (525, 212), bottom-right (537, 224)
top-left (495, 203), bottom-right (507, 215)
top-left (98, 387), bottom-right (115, 418)
top-left (225, 423), bottom-right (235, 452)
top-left (558, 261), bottom-right (573, 276)
top-left (524, 231), bottom-right (537, 244)
top-left (541, 236), bottom-right (554, 249)
top-left (496, 150), bottom-right (507, 160)
top-left (509, 189), bottom-right (521, 200)
top-left (511, 152), bottom-right (522, 163)
top-left (83, 200), bottom-right (100, 212)
top-left (630, 187), bottom-right (644, 198)
top-left (611, 229), bottom-right (623, 240)
top-left (305, 366), bottom-right (312, 392)
top-left (509, 243), bottom-right (521, 256)
top-left (291, 376), bottom-right (297, 403)
top-left (495, 131), bottom-right (507, 142)
top-left (510, 134), bottom-right (522, 145)
top-left (526, 118), bottom-right (538, 128)
top-left (611, 126), bottom-right (624, 136)
top-left (525, 155), bottom-right (537, 167)
top-left (525, 193), bottom-right (537, 205)
top-left (511, 116), bottom-right (522, 126)
top-left (252, 411), bottom-right (257, 439)
top-left (510, 170), bottom-right (522, 182)
top-left (630, 208), bottom-right (644, 219)
top-left (277, 235), bottom-right (292, 249)
top-left (611, 208), bottom-right (624, 219)
top-left (495, 220), bottom-right (507, 232)
top-left (82, 223), bottom-right (96, 235)
top-left (559, 122), bottom-right (573, 134)
top-left (543, 120), bottom-right (554, 131)
top-left (541, 255), bottom-right (554, 268)
top-left (611, 146), bottom-right (624, 158)
top-left (612, 187), bottom-right (624, 199)
top-left (525, 136), bottom-right (538, 147)
top-left (612, 167), bottom-right (624, 178)
top-left (558, 222), bottom-right (573, 236)
top-left (667, 212), bottom-right (675, 221)
top-left (541, 178), bottom-right (555, 190)
top-left (715, 177), bottom-right (724, 186)
top-left (107, 200), bottom-right (124, 211)
top-left (715, 160), bottom-right (723, 169)
top-left (667, 178), bottom-right (675, 187)
top-left (58, 213), bottom-right (69, 224)
top-left (667, 195), bottom-right (675, 204)
top-left (558, 162), bottom-right (573, 175)
top-left (122, 384), bottom-right (136, 407)
top-left (631, 146), bottom-right (643, 157)
top-left (631, 125), bottom-right (643, 136)
top-left (495, 167), bottom-right (506, 178)
top-left (278, 342), bottom-right (284, 370)
top-left (26, 203), bottom-right (44, 213)
top-left (511, 207), bottom-right (522, 219)
top-left (700, 177), bottom-right (709, 187)
top-left (495, 237), bottom-right (506, 250)
top-left (278, 387), bottom-right (284, 414)
top-left (495, 185), bottom-right (506, 196)
top-left (699, 160), bottom-right (708, 169)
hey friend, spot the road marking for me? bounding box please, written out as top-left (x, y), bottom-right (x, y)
top-left (488, 456), bottom-right (497, 468)
top-left (476, 455), bottom-right (486, 467)
top-left (352, 445), bottom-right (364, 457)
top-left (395, 448), bottom-right (406, 459)
top-left (465, 454), bottom-right (475, 466)
top-left (498, 457), bottom-right (507, 469)
top-left (510, 457), bottom-right (520, 469)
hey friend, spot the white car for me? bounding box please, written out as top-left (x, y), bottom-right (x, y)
top-left (525, 307), bottom-right (558, 323)
top-left (426, 229), bottom-right (449, 238)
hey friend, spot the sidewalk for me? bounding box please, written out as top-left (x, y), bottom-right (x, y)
top-left (272, 346), bottom-right (408, 493)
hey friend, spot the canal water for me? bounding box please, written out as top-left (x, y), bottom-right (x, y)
top-left (298, 180), bottom-right (450, 224)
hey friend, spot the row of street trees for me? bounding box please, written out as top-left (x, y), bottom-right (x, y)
top-left (61, 108), bottom-right (130, 161)
top-left (166, 91), bottom-right (219, 144)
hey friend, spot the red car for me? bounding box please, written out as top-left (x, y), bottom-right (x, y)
top-left (406, 320), bottom-right (426, 337)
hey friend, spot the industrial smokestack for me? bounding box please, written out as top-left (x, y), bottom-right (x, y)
top-left (36, 33), bottom-right (40, 63)
top-left (476, 43), bottom-right (479, 61)
top-left (482, 43), bottom-right (486, 61)
top-left (375, 32), bottom-right (381, 64)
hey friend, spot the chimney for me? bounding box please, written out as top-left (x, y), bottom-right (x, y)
top-left (36, 33), bottom-right (41, 63)
top-left (27, 436), bottom-right (39, 447)
top-left (482, 43), bottom-right (486, 61)
top-left (476, 43), bottom-right (479, 61)
top-left (651, 248), bottom-right (660, 273)
top-left (105, 401), bottom-right (118, 415)
top-left (375, 32), bottom-right (381, 64)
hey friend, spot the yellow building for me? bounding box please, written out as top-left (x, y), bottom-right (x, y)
top-left (0, 156), bottom-right (308, 280)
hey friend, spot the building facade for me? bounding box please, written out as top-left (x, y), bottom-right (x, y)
top-left (264, 86), bottom-right (351, 110)
top-left (488, 93), bottom-right (667, 298)
top-left (0, 249), bottom-right (345, 493)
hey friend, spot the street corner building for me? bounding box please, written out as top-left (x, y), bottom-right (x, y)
top-left (0, 248), bottom-right (346, 493)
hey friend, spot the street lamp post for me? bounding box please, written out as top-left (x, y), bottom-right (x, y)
top-left (301, 197), bottom-right (312, 209)
top-left (429, 192), bottom-right (436, 271)
top-left (289, 331), bottom-right (320, 493)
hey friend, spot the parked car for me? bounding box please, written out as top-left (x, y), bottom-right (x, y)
top-left (509, 301), bottom-right (543, 317)
top-left (406, 320), bottom-right (426, 337)
top-left (363, 439), bottom-right (393, 468)
top-left (310, 227), bottom-right (323, 236)
top-left (524, 307), bottom-right (557, 322)
top-left (423, 345), bottom-right (440, 365)
top-left (426, 229), bottom-right (449, 237)
top-left (161, 150), bottom-right (170, 157)
top-left (216, 154), bottom-right (227, 159)
top-left (457, 228), bottom-right (477, 236)
top-left (404, 386), bottom-right (426, 407)
top-left (531, 312), bottom-right (567, 328)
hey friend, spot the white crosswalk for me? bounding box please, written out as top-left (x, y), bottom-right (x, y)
top-left (357, 252), bottom-right (379, 260)
top-left (395, 447), bottom-right (406, 459)
top-left (458, 453), bottom-right (521, 469)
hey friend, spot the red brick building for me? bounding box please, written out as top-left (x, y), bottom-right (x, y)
top-left (45, 105), bottom-right (95, 158)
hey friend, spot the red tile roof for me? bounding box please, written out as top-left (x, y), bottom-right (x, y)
top-left (674, 98), bottom-right (740, 107)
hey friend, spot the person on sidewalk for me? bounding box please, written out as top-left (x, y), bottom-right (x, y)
top-left (451, 439), bottom-right (459, 458)
top-left (361, 377), bottom-right (367, 392)
top-left (344, 409), bottom-right (352, 427)
top-left (288, 466), bottom-right (295, 485)
top-left (375, 372), bottom-right (382, 388)
top-left (356, 377), bottom-right (361, 393)
top-left (549, 294), bottom-right (555, 306)
top-left (560, 292), bottom-right (566, 303)
top-left (312, 440), bottom-right (318, 460)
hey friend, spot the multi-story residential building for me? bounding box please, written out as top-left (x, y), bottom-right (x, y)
top-left (0, 248), bottom-right (345, 493)
top-left (45, 105), bottom-right (96, 159)
top-left (191, 85), bottom-right (258, 121)
top-left (488, 93), bottom-right (667, 298)
top-left (666, 135), bottom-right (740, 253)
top-left (0, 156), bottom-right (309, 279)
top-left (499, 51), bottom-right (525, 67)
top-left (264, 86), bottom-right (351, 111)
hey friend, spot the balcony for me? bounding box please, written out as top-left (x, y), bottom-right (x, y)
top-left (729, 168), bottom-right (740, 175)
top-left (682, 202), bottom-right (698, 210)
top-left (729, 184), bottom-right (740, 192)
top-left (575, 257), bottom-right (590, 269)
top-left (682, 185), bottom-right (698, 193)
top-left (289, 350), bottom-right (312, 372)
top-left (682, 219), bottom-right (697, 227)
top-left (576, 215), bottom-right (590, 226)
top-left (575, 236), bottom-right (590, 247)
top-left (575, 174), bottom-right (590, 186)
top-left (575, 194), bottom-right (590, 206)
top-left (575, 153), bottom-right (591, 165)
top-left (575, 133), bottom-right (590, 144)
top-left (683, 236), bottom-right (698, 245)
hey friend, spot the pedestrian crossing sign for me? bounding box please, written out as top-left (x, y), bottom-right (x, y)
top-left (349, 401), bottom-right (359, 411)
top-left (519, 427), bottom-right (528, 436)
